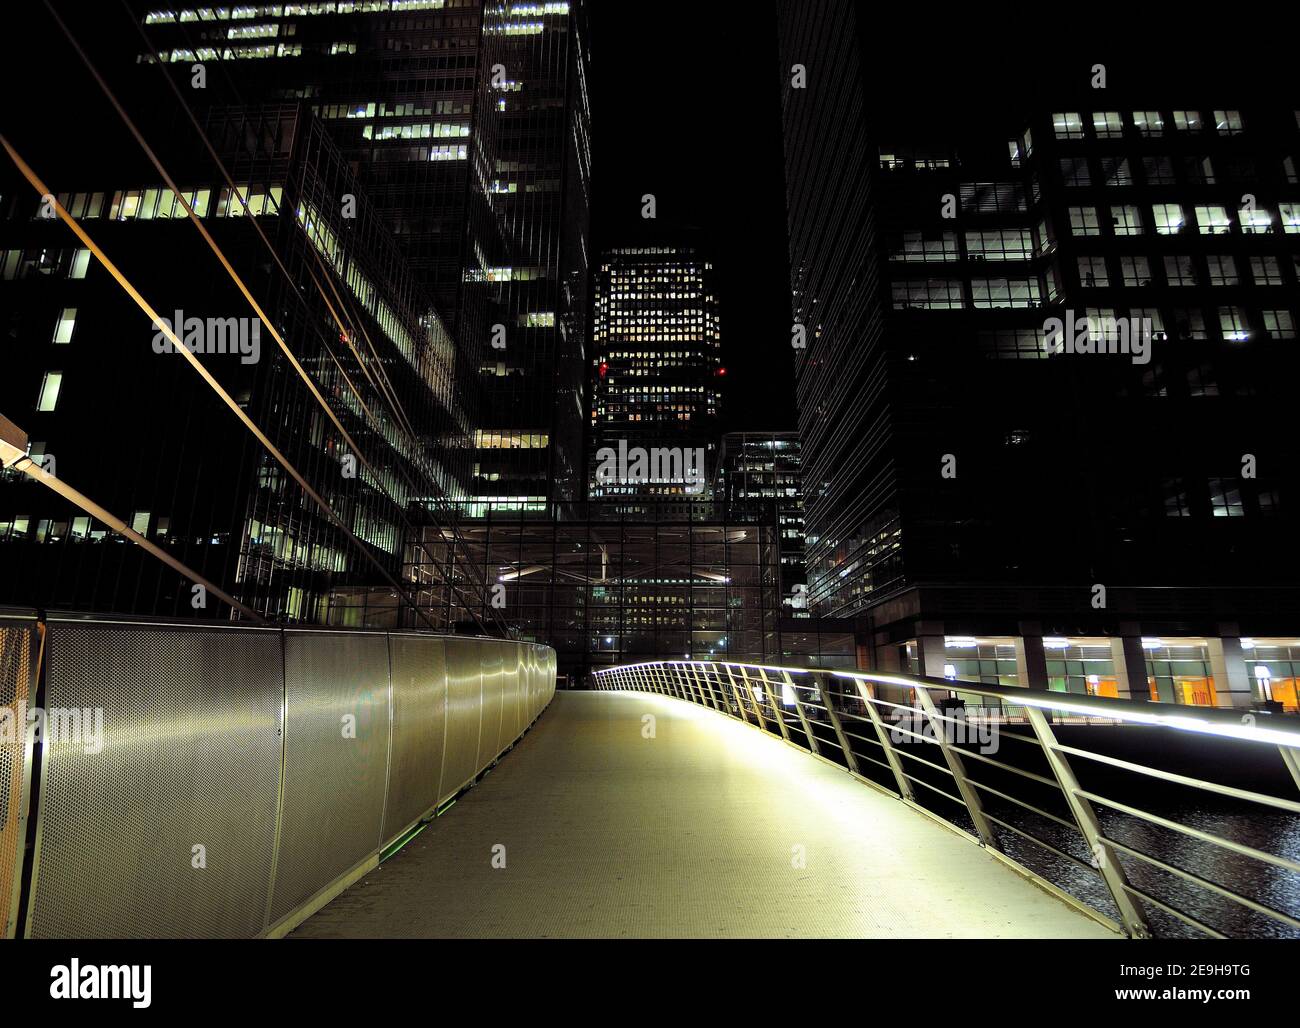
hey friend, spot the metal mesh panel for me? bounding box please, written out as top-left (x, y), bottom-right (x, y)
top-left (382, 634), bottom-right (448, 843)
top-left (441, 639), bottom-right (483, 802)
top-left (270, 631), bottom-right (390, 925)
top-left (28, 623), bottom-right (283, 939)
top-left (478, 645), bottom-right (505, 769)
top-left (506, 644), bottom-right (527, 744)
top-left (1, 620), bottom-right (36, 939)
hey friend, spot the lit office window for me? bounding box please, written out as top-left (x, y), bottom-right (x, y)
top-left (1250, 256), bottom-right (1283, 285)
top-left (1092, 111), bottom-right (1123, 138)
top-left (1281, 202), bottom-right (1300, 233)
top-left (1218, 307), bottom-right (1249, 340)
top-left (52, 307), bottom-right (77, 344)
top-left (1077, 256), bottom-right (1109, 287)
top-left (1194, 205), bottom-right (1231, 234)
top-left (1052, 112), bottom-right (1084, 139)
top-left (1261, 310), bottom-right (1296, 338)
top-left (1068, 206), bottom-right (1100, 235)
top-left (1209, 479), bottom-right (1245, 516)
top-left (1172, 110), bottom-right (1202, 131)
top-left (1119, 256), bottom-right (1153, 287)
top-left (971, 278), bottom-right (1041, 308)
top-left (1238, 208), bottom-right (1274, 234)
top-left (1110, 205), bottom-right (1143, 236)
top-left (1153, 203), bottom-right (1184, 234)
top-left (1214, 110), bottom-right (1244, 135)
top-left (37, 372), bottom-right (63, 411)
top-left (964, 229), bottom-right (1032, 260)
top-left (69, 249), bottom-right (91, 279)
top-left (131, 511), bottom-right (151, 535)
top-left (1164, 256), bottom-right (1198, 286)
top-left (1205, 256), bottom-right (1238, 286)
top-left (1133, 111), bottom-right (1164, 135)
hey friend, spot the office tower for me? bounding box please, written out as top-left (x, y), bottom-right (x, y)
top-left (588, 244), bottom-right (722, 506)
top-left (136, 1), bottom-right (592, 511)
top-left (776, 1), bottom-right (1300, 708)
top-left (0, 104), bottom-right (471, 624)
top-left (0, 1), bottom-right (591, 625)
top-left (715, 430), bottom-right (805, 608)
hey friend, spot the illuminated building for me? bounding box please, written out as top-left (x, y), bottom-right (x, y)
top-left (589, 245), bottom-right (722, 509)
top-left (776, 0), bottom-right (1300, 708)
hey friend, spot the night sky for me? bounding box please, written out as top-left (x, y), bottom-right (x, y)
top-left (586, 2), bottom-right (796, 434)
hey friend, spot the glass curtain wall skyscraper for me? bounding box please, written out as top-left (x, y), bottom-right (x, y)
top-left (137, 1), bottom-right (592, 514)
top-left (588, 244), bottom-right (722, 511)
top-left (776, 1), bottom-right (1300, 707)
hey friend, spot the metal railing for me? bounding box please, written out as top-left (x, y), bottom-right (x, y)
top-left (593, 660), bottom-right (1300, 939)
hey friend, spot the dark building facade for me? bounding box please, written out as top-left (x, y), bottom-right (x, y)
top-left (776, 1), bottom-right (1300, 710)
top-left (589, 245), bottom-right (722, 508)
top-left (0, 1), bottom-right (590, 629)
top-left (0, 104), bottom-right (479, 626)
top-left (715, 430), bottom-right (805, 610)
top-left (137, 0), bottom-right (592, 511)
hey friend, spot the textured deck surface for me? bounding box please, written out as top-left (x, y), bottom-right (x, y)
top-left (293, 690), bottom-right (1117, 938)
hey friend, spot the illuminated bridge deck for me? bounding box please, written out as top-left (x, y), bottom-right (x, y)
top-left (293, 691), bottom-right (1117, 938)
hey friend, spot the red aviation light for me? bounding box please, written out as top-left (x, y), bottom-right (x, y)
top-left (598, 361), bottom-right (609, 378)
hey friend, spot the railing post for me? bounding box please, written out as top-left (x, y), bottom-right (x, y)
top-left (737, 666), bottom-right (770, 733)
top-left (723, 665), bottom-right (751, 724)
top-left (814, 673), bottom-right (858, 773)
top-left (913, 685), bottom-right (999, 850)
top-left (1279, 743), bottom-right (1300, 797)
top-left (700, 663), bottom-right (724, 710)
top-left (757, 669), bottom-right (791, 742)
top-left (1023, 705), bottom-right (1150, 939)
top-left (684, 663), bottom-right (706, 706)
top-left (853, 678), bottom-right (913, 799)
top-left (676, 663), bottom-right (695, 703)
top-left (704, 666), bottom-right (725, 712)
top-left (785, 670), bottom-right (820, 755)
top-left (693, 663), bottom-right (721, 710)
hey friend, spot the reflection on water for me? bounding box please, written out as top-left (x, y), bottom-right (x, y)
top-left (987, 795), bottom-right (1300, 938)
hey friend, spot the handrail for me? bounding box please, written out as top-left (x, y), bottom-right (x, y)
top-left (593, 659), bottom-right (1300, 940)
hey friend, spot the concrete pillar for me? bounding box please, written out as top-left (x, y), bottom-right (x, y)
top-left (1109, 625), bottom-right (1147, 701)
top-left (915, 622), bottom-right (947, 680)
top-left (1207, 625), bottom-right (1253, 709)
top-left (1014, 622), bottom-right (1049, 690)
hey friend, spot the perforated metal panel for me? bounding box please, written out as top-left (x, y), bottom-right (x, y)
top-left (28, 622), bottom-right (283, 939)
top-left (478, 645), bottom-right (505, 767)
top-left (504, 644), bottom-right (526, 745)
top-left (441, 639), bottom-right (483, 802)
top-left (1, 618), bottom-right (37, 939)
top-left (269, 631), bottom-right (390, 925)
top-left (382, 634), bottom-right (448, 843)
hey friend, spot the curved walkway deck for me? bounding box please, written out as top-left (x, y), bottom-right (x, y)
top-left (293, 690), bottom-right (1116, 938)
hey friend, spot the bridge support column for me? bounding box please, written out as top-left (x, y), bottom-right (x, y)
top-left (1014, 623), bottom-right (1049, 691)
top-left (1109, 625), bottom-right (1148, 701)
top-left (1208, 627), bottom-right (1254, 709)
